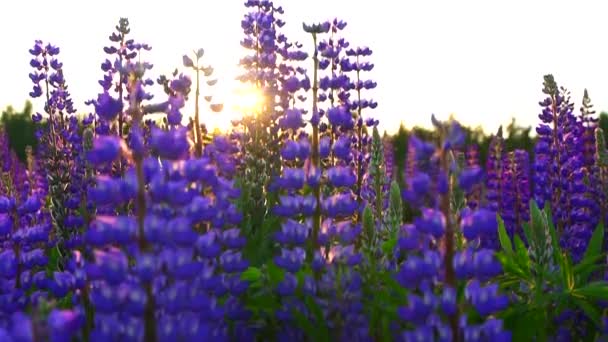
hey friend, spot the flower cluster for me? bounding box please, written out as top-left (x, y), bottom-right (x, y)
top-left (393, 117), bottom-right (510, 341)
top-left (2, 2), bottom-right (608, 341)
top-left (533, 76), bottom-right (599, 261)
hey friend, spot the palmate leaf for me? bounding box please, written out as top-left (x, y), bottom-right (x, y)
top-left (571, 215), bottom-right (605, 283)
top-left (513, 235), bottom-right (531, 276)
top-left (574, 254), bottom-right (605, 283)
top-left (572, 281), bottom-right (608, 302)
top-left (496, 215), bottom-right (534, 283)
top-left (496, 251), bottom-right (528, 280)
top-left (529, 201), bottom-right (547, 247)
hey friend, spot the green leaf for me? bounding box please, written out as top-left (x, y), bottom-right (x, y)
top-left (363, 206), bottom-right (375, 249)
top-left (377, 271), bottom-right (407, 298)
top-left (574, 254), bottom-right (605, 283)
top-left (513, 235), bottom-right (531, 275)
top-left (495, 252), bottom-right (523, 279)
top-left (497, 215), bottom-right (513, 254)
top-left (244, 293), bottom-right (280, 311)
top-left (57, 293), bottom-right (73, 309)
top-left (266, 261), bottom-right (285, 286)
top-left (380, 316), bottom-right (391, 342)
top-left (241, 267), bottom-right (262, 282)
top-left (530, 201), bottom-right (546, 245)
top-left (582, 223), bottom-right (604, 262)
top-left (381, 237), bottom-right (397, 256)
top-left (562, 253), bottom-right (575, 290)
top-left (507, 308), bottom-right (544, 341)
top-left (522, 222), bottom-right (533, 247)
top-left (573, 281), bottom-right (608, 301)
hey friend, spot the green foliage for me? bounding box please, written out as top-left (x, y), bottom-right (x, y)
top-left (363, 261), bottom-right (408, 341)
top-left (237, 176), bottom-right (280, 266)
top-left (387, 181), bottom-right (402, 235)
top-left (369, 126), bottom-right (386, 223)
top-left (496, 200), bottom-right (608, 340)
top-left (361, 205), bottom-right (376, 254)
top-left (1, 101), bottom-right (38, 162)
top-left (598, 112), bottom-right (608, 143)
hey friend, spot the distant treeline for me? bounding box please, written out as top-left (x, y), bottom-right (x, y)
top-left (3, 100), bottom-right (608, 170)
top-left (1, 101), bottom-right (38, 162)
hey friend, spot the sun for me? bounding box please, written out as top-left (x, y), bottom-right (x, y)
top-left (194, 82), bottom-right (266, 133)
top-left (179, 58), bottom-right (266, 133)
top-left (230, 82), bottom-right (266, 115)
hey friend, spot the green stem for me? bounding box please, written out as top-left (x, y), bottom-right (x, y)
top-left (355, 58), bottom-right (363, 221)
top-left (194, 61), bottom-right (203, 157)
top-left (127, 76), bottom-right (156, 342)
top-left (440, 147), bottom-right (460, 342)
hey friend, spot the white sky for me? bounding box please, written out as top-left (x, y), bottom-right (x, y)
top-left (1, 0), bottom-right (606, 134)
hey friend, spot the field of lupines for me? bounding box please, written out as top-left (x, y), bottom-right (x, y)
top-left (2, 1), bottom-right (608, 341)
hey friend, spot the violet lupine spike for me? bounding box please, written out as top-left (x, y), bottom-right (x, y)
top-left (344, 43), bottom-right (377, 215)
top-left (579, 89), bottom-right (598, 168)
top-left (395, 118), bottom-right (510, 341)
top-left (92, 17), bottom-right (152, 140)
top-left (84, 68), bottom-right (253, 340)
top-left (383, 134), bottom-right (395, 183)
top-left (578, 90), bottom-right (604, 240)
top-left (28, 40), bottom-right (91, 263)
top-left (380, 135), bottom-right (396, 223)
top-left (464, 144), bottom-right (482, 211)
top-left (0, 131), bottom-right (64, 331)
top-left (270, 29), bottom-right (317, 335)
top-left (402, 134), bottom-right (440, 209)
top-left (485, 127), bottom-right (505, 214)
top-left (366, 126), bottom-right (386, 220)
top-left (533, 76), bottom-right (596, 262)
top-left (501, 150), bottom-right (531, 241)
top-left (273, 17), bottom-right (373, 340)
top-left (235, 0), bottom-right (299, 245)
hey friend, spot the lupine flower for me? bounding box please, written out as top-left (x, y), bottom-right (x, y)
top-left (533, 75), bottom-right (597, 261)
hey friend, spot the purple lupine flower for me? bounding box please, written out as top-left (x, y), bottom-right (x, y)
top-left (501, 150), bottom-right (531, 240)
top-left (394, 117), bottom-right (510, 340)
top-left (93, 92), bottom-right (123, 121)
top-left (486, 127), bottom-right (506, 213)
top-left (533, 76), bottom-right (597, 261)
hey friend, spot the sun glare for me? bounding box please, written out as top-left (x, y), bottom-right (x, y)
top-left (179, 58), bottom-right (267, 133)
top-left (230, 83), bottom-right (265, 115)
top-left (193, 82), bottom-right (266, 133)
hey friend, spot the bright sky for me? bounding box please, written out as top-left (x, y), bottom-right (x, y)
top-left (1, 0), bottom-right (607, 135)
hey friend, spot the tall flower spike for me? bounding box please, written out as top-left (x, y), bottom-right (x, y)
top-left (532, 76), bottom-right (596, 260)
top-left (485, 127), bottom-right (505, 214)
